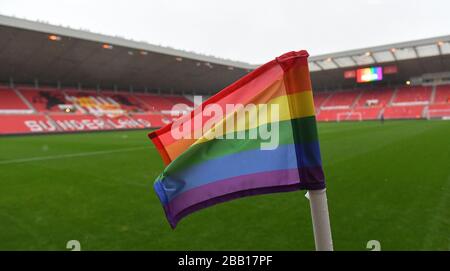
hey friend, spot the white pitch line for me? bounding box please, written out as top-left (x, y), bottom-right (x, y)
top-left (0, 146), bottom-right (152, 165)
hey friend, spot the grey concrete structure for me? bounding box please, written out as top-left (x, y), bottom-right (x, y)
top-left (309, 35), bottom-right (450, 90)
top-left (1, 15), bottom-right (449, 93)
top-left (0, 15), bottom-right (253, 94)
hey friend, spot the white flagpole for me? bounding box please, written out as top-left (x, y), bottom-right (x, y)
top-left (306, 188), bottom-right (333, 251)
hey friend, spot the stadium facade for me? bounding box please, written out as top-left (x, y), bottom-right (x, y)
top-left (0, 15), bottom-right (449, 135)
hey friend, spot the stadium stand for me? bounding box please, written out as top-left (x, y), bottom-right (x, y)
top-left (49, 114), bottom-right (152, 131)
top-left (427, 104), bottom-right (450, 119)
top-left (383, 105), bottom-right (425, 119)
top-left (2, 83), bottom-right (449, 135)
top-left (392, 86), bottom-right (432, 105)
top-left (316, 109), bottom-right (351, 122)
top-left (313, 92), bottom-right (331, 109)
top-left (130, 113), bottom-right (174, 128)
top-left (1, 15), bottom-right (449, 135)
top-left (19, 87), bottom-right (68, 112)
top-left (0, 114), bottom-right (51, 134)
top-left (434, 84), bottom-right (450, 104)
top-left (134, 93), bottom-right (193, 113)
top-left (321, 90), bottom-right (360, 109)
top-left (312, 83), bottom-right (450, 121)
top-left (355, 88), bottom-right (395, 108)
top-left (0, 87), bottom-right (31, 111)
top-left (0, 85), bottom-right (191, 135)
top-left (100, 91), bottom-right (149, 113)
top-left (348, 107), bottom-right (382, 120)
top-left (313, 85), bottom-right (442, 121)
top-left (63, 89), bottom-right (141, 116)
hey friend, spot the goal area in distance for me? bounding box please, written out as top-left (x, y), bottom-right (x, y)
top-left (426, 108), bottom-right (450, 120)
top-left (337, 112), bottom-right (363, 122)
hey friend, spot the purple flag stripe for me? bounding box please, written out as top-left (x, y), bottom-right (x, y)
top-left (157, 167), bottom-right (325, 228)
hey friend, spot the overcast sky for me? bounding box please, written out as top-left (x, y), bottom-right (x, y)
top-left (1, 0), bottom-right (449, 64)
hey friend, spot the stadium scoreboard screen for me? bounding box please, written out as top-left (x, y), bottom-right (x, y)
top-left (356, 66), bottom-right (383, 83)
top-left (344, 66), bottom-right (388, 83)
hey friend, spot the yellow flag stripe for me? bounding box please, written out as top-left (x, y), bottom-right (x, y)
top-left (192, 90), bottom-right (315, 145)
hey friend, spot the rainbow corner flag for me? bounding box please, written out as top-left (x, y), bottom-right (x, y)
top-left (149, 50), bottom-right (325, 228)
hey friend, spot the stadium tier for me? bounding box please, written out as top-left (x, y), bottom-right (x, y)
top-left (0, 86), bottom-right (189, 135)
top-left (383, 105), bottom-right (425, 119)
top-left (346, 107), bottom-right (382, 121)
top-left (1, 16), bottom-right (449, 136)
top-left (392, 86), bottom-right (432, 105)
top-left (0, 114), bottom-right (50, 134)
top-left (320, 90), bottom-right (360, 109)
top-left (427, 104), bottom-right (450, 119)
top-left (355, 88), bottom-right (394, 107)
top-left (1, 83), bottom-right (450, 134)
top-left (0, 87), bottom-right (32, 112)
top-left (434, 84), bottom-right (450, 103)
top-left (19, 87), bottom-right (68, 113)
top-left (316, 109), bottom-right (350, 122)
top-left (315, 84), bottom-right (450, 122)
top-left (312, 92), bottom-right (331, 110)
top-left (133, 93), bottom-right (193, 113)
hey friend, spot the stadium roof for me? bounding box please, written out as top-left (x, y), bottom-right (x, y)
top-left (309, 35), bottom-right (450, 90)
top-left (1, 14), bottom-right (450, 93)
top-left (0, 14), bottom-right (253, 94)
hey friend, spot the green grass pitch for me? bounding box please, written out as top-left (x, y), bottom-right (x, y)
top-left (0, 120), bottom-right (449, 250)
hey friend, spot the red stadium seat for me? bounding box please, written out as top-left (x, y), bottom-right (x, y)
top-left (130, 113), bottom-right (175, 128)
top-left (0, 87), bottom-right (31, 111)
top-left (393, 86), bottom-right (432, 105)
top-left (434, 84), bottom-right (450, 104)
top-left (427, 104), bottom-right (450, 119)
top-left (0, 85), bottom-right (195, 134)
top-left (383, 105), bottom-right (425, 119)
top-left (348, 107), bottom-right (382, 120)
top-left (313, 92), bottom-right (331, 109)
top-left (316, 109), bottom-right (351, 122)
top-left (134, 94), bottom-right (193, 113)
top-left (355, 88), bottom-right (395, 108)
top-left (19, 88), bottom-right (68, 112)
top-left (1, 83), bottom-right (446, 134)
top-left (321, 90), bottom-right (360, 109)
top-left (98, 91), bottom-right (149, 112)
